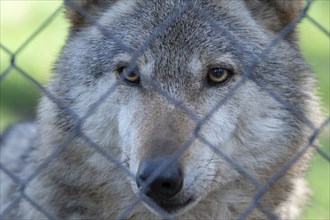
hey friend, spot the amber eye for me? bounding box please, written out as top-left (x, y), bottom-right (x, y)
top-left (207, 68), bottom-right (233, 85)
top-left (119, 67), bottom-right (140, 85)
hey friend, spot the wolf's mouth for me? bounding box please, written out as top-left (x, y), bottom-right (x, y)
top-left (148, 197), bottom-right (194, 213)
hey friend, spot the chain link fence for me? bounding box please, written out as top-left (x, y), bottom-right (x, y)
top-left (0, 0), bottom-right (329, 219)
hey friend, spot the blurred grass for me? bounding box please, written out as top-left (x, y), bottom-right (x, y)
top-left (0, 1), bottom-right (67, 128)
top-left (299, 1), bottom-right (330, 219)
top-left (0, 0), bottom-right (329, 219)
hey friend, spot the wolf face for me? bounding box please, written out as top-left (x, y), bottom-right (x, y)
top-left (34, 0), bottom-right (320, 219)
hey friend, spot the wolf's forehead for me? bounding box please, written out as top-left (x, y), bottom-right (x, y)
top-left (98, 0), bottom-right (234, 46)
top-left (139, 52), bottom-right (203, 78)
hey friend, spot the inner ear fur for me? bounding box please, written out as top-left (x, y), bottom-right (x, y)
top-left (244, 0), bottom-right (304, 42)
top-left (64, 0), bottom-right (115, 29)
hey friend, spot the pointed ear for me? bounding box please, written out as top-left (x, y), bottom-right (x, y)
top-left (244, 0), bottom-right (303, 41)
top-left (64, 0), bottom-right (113, 29)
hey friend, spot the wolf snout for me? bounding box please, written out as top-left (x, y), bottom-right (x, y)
top-left (136, 157), bottom-right (183, 199)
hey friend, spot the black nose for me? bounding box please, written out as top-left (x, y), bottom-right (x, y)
top-left (136, 157), bottom-right (183, 199)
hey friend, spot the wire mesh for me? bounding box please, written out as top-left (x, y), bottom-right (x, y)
top-left (0, 0), bottom-right (329, 219)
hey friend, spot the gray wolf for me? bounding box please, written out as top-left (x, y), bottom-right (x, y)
top-left (0, 0), bottom-right (321, 219)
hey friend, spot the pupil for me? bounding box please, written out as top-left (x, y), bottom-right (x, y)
top-left (213, 68), bottom-right (223, 77)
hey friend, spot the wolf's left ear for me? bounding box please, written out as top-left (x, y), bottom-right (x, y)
top-left (244, 0), bottom-right (303, 41)
top-left (64, 0), bottom-right (113, 29)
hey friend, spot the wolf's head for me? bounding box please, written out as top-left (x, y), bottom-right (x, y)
top-left (39, 0), bottom-right (319, 217)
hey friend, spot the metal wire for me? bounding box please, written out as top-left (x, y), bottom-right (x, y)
top-left (0, 0), bottom-right (329, 219)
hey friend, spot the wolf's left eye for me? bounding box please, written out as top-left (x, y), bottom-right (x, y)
top-left (118, 67), bottom-right (140, 85)
top-left (207, 68), bottom-right (233, 85)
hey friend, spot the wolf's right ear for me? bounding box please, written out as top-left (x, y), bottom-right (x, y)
top-left (64, 0), bottom-right (113, 29)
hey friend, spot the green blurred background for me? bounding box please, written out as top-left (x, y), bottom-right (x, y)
top-left (0, 1), bottom-right (329, 219)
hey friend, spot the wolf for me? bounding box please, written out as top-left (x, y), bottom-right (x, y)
top-left (0, 0), bottom-right (322, 219)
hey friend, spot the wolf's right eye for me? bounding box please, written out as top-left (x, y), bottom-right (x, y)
top-left (118, 67), bottom-right (140, 85)
top-left (207, 67), bottom-right (233, 86)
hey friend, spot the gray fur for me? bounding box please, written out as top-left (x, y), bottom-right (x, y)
top-left (1, 0), bottom-right (321, 219)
